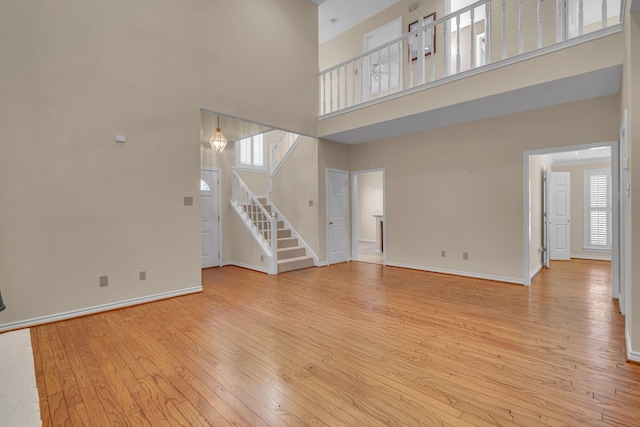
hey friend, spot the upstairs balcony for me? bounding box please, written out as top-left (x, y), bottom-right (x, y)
top-left (318, 0), bottom-right (626, 143)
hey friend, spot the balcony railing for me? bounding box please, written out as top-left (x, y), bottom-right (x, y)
top-left (319, 0), bottom-right (624, 117)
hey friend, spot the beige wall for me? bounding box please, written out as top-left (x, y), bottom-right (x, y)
top-left (0, 0), bottom-right (318, 328)
top-left (318, 139), bottom-right (352, 262)
top-left (553, 162), bottom-right (612, 261)
top-left (357, 172), bottom-right (384, 241)
top-left (350, 95), bottom-right (619, 282)
top-left (271, 137), bottom-right (321, 256)
top-left (529, 155), bottom-right (550, 274)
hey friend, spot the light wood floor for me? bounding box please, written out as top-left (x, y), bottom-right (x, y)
top-left (356, 241), bottom-right (383, 264)
top-left (32, 260), bottom-right (640, 426)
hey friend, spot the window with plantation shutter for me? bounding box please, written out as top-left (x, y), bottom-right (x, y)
top-left (236, 134), bottom-right (266, 171)
top-left (584, 169), bottom-right (611, 251)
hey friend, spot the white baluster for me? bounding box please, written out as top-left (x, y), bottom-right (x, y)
top-left (419, 17), bottom-right (426, 85)
top-left (399, 40), bottom-right (404, 89)
top-left (485, 1), bottom-right (491, 66)
top-left (329, 72), bottom-right (333, 112)
top-left (456, 14), bottom-right (461, 74)
top-left (336, 68), bottom-right (340, 110)
top-left (352, 59), bottom-right (356, 107)
top-left (537, 0), bottom-right (543, 48)
top-left (602, 0), bottom-right (608, 29)
top-left (322, 74), bottom-right (326, 115)
top-left (443, 19), bottom-right (449, 77)
top-left (377, 50), bottom-right (382, 97)
top-left (518, 0), bottom-right (524, 54)
top-left (501, 0), bottom-right (507, 59)
top-left (270, 214), bottom-right (277, 274)
top-left (579, 0), bottom-right (584, 35)
top-left (409, 32), bottom-right (414, 86)
top-left (471, 8), bottom-right (476, 69)
top-left (344, 64), bottom-right (348, 108)
top-left (430, 39), bottom-right (435, 82)
top-left (556, 0), bottom-right (564, 42)
top-left (387, 45), bottom-right (392, 93)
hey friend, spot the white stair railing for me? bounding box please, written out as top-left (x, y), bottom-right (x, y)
top-left (319, 0), bottom-right (623, 116)
top-left (231, 169), bottom-right (278, 274)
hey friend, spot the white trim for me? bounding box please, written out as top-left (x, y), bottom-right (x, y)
top-left (229, 200), bottom-right (272, 256)
top-left (358, 239), bottom-right (377, 243)
top-left (570, 254), bottom-right (612, 261)
top-left (627, 331), bottom-right (640, 363)
top-left (530, 263), bottom-right (543, 280)
top-left (316, 261), bottom-right (329, 267)
top-left (222, 261), bottom-right (269, 274)
top-left (270, 134), bottom-right (302, 179)
top-left (0, 286), bottom-right (202, 333)
top-left (386, 261), bottom-right (523, 285)
top-left (319, 25), bottom-right (622, 119)
top-left (234, 166), bottom-right (267, 174)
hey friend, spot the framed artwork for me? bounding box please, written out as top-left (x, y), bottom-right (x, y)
top-left (409, 13), bottom-right (436, 62)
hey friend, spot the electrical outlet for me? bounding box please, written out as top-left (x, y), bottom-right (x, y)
top-left (99, 276), bottom-right (108, 287)
top-left (463, 252), bottom-right (469, 260)
top-left (139, 271), bottom-right (146, 281)
top-left (441, 250), bottom-right (446, 257)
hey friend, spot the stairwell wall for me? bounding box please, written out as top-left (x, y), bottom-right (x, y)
top-left (270, 137), bottom-right (321, 257)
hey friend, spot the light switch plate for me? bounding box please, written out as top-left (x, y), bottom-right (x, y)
top-left (184, 196), bottom-right (193, 206)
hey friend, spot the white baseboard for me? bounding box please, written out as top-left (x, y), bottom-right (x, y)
top-left (223, 261), bottom-right (268, 274)
top-left (627, 330), bottom-right (640, 363)
top-left (530, 263), bottom-right (543, 280)
top-left (385, 261), bottom-right (524, 285)
top-left (358, 239), bottom-right (376, 243)
top-left (316, 261), bottom-right (329, 267)
top-left (570, 254), bottom-right (612, 261)
top-left (0, 286), bottom-right (202, 333)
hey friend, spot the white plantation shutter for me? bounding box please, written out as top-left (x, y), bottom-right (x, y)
top-left (236, 134), bottom-right (265, 170)
top-left (253, 134), bottom-right (264, 167)
top-left (584, 169), bottom-right (611, 250)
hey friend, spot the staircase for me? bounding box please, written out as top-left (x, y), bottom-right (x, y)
top-left (256, 197), bottom-right (314, 273)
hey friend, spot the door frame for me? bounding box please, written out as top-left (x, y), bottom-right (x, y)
top-left (523, 142), bottom-right (619, 290)
top-left (619, 110), bottom-right (629, 316)
top-left (201, 167), bottom-right (222, 268)
top-left (326, 168), bottom-right (350, 265)
top-left (351, 168), bottom-right (386, 265)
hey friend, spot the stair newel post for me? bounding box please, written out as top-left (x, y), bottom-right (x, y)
top-left (270, 213), bottom-right (278, 275)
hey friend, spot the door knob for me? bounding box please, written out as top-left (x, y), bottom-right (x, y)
top-left (329, 221), bottom-right (334, 224)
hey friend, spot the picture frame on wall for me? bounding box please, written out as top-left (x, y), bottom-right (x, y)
top-left (409, 13), bottom-right (436, 61)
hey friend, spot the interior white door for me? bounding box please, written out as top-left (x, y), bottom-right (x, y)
top-left (549, 171), bottom-right (571, 260)
top-left (201, 169), bottom-right (220, 268)
top-left (327, 170), bottom-right (349, 264)
top-left (543, 167), bottom-right (550, 268)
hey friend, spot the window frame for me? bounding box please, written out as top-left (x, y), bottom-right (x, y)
top-left (235, 133), bottom-right (266, 172)
top-left (583, 168), bottom-right (611, 252)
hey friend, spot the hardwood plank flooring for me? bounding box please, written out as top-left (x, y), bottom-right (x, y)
top-left (31, 260), bottom-right (640, 426)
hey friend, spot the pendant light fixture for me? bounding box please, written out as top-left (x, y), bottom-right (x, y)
top-left (210, 115), bottom-right (228, 153)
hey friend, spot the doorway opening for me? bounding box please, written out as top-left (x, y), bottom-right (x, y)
top-left (351, 169), bottom-right (385, 265)
top-left (523, 141), bottom-right (620, 302)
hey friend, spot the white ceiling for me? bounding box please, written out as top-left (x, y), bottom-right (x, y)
top-left (315, 0), bottom-right (402, 44)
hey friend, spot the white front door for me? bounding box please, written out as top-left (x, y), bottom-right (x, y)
top-left (327, 169), bottom-right (349, 264)
top-left (549, 171), bottom-right (571, 260)
top-left (201, 169), bottom-right (220, 268)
